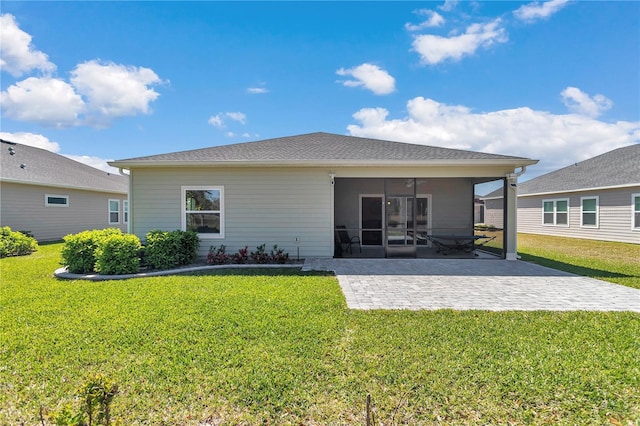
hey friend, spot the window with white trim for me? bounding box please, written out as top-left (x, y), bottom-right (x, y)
top-left (123, 200), bottom-right (129, 224)
top-left (46, 194), bottom-right (69, 207)
top-left (543, 199), bottom-right (569, 226)
top-left (633, 194), bottom-right (640, 230)
top-left (580, 196), bottom-right (599, 228)
top-left (108, 199), bottom-right (120, 224)
top-left (182, 186), bottom-right (224, 238)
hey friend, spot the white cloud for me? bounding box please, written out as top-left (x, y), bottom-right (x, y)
top-left (0, 131), bottom-right (60, 152)
top-left (64, 154), bottom-right (121, 174)
top-left (0, 77), bottom-right (85, 127)
top-left (405, 9), bottom-right (445, 31)
top-left (439, 0), bottom-right (458, 12)
top-left (346, 96), bottom-right (639, 177)
top-left (208, 114), bottom-right (224, 128)
top-left (225, 112), bottom-right (247, 124)
top-left (412, 19), bottom-right (507, 65)
top-left (1, 60), bottom-right (164, 128)
top-left (247, 87), bottom-right (268, 94)
top-left (561, 86), bottom-right (612, 118)
top-left (208, 112), bottom-right (247, 128)
top-left (70, 60), bottom-right (162, 120)
top-left (336, 63), bottom-right (396, 95)
top-left (514, 0), bottom-right (570, 22)
top-left (0, 14), bottom-right (56, 77)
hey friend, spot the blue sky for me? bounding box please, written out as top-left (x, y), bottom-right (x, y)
top-left (1, 1), bottom-right (638, 182)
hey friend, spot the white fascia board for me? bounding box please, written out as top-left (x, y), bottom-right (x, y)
top-left (519, 182), bottom-right (640, 197)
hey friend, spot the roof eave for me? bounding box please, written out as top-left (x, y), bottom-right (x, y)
top-left (108, 158), bottom-right (539, 169)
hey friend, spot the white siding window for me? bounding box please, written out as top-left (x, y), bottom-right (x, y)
top-left (542, 199), bottom-right (569, 226)
top-left (633, 194), bottom-right (640, 230)
top-left (108, 199), bottom-right (120, 224)
top-left (182, 186), bottom-right (224, 238)
top-left (580, 196), bottom-right (599, 228)
top-left (45, 194), bottom-right (69, 207)
top-left (123, 200), bottom-right (129, 224)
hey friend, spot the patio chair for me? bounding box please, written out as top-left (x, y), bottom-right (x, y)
top-left (335, 225), bottom-right (361, 254)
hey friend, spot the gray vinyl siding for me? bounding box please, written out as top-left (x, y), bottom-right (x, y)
top-left (130, 167), bottom-right (333, 258)
top-left (517, 187), bottom-right (640, 244)
top-left (0, 181), bottom-right (127, 241)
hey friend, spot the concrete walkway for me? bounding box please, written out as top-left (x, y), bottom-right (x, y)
top-left (302, 258), bottom-right (640, 312)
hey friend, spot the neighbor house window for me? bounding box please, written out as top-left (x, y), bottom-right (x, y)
top-left (543, 199), bottom-right (569, 226)
top-left (45, 194), bottom-right (69, 207)
top-left (633, 194), bottom-right (640, 230)
top-left (108, 199), bottom-right (120, 224)
top-left (123, 200), bottom-right (129, 224)
top-left (581, 196), bottom-right (599, 228)
top-left (182, 186), bottom-right (224, 237)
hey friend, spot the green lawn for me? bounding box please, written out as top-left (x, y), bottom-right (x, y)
top-left (1, 241), bottom-right (639, 424)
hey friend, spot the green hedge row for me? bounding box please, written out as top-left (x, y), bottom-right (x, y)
top-left (61, 229), bottom-right (200, 275)
top-left (0, 226), bottom-right (38, 258)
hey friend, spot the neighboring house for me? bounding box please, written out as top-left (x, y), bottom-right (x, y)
top-left (482, 144), bottom-right (640, 244)
top-left (0, 139), bottom-right (129, 241)
top-left (109, 132), bottom-right (537, 259)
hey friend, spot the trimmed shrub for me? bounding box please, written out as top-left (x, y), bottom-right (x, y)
top-left (0, 226), bottom-right (38, 258)
top-left (61, 229), bottom-right (127, 274)
top-left (145, 230), bottom-right (200, 270)
top-left (62, 229), bottom-right (113, 274)
top-left (94, 233), bottom-right (141, 275)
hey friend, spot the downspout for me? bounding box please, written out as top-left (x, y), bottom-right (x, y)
top-left (118, 168), bottom-right (131, 234)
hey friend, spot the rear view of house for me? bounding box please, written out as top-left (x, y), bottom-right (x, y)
top-left (109, 132), bottom-right (537, 259)
top-left (0, 139), bottom-right (129, 241)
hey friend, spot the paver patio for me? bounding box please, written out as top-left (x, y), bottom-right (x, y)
top-left (302, 258), bottom-right (640, 311)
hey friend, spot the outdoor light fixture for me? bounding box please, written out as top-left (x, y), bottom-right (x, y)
top-left (329, 172), bottom-right (335, 185)
top-left (20, 163), bottom-right (26, 169)
top-left (8, 147), bottom-right (15, 155)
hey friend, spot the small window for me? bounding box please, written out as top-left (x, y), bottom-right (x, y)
top-left (109, 199), bottom-right (120, 224)
top-left (46, 194), bottom-right (69, 207)
top-left (581, 197), bottom-right (598, 228)
top-left (123, 200), bottom-right (129, 224)
top-left (633, 194), bottom-right (640, 230)
top-left (182, 186), bottom-right (224, 238)
top-left (542, 198), bottom-right (569, 226)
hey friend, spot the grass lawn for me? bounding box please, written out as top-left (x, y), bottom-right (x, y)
top-left (517, 233), bottom-right (640, 290)
top-left (1, 241), bottom-right (639, 424)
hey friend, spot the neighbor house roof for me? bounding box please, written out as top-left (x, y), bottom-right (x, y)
top-left (482, 144), bottom-right (640, 198)
top-left (519, 144), bottom-right (640, 196)
top-left (1, 139), bottom-right (128, 193)
top-left (109, 132), bottom-right (537, 168)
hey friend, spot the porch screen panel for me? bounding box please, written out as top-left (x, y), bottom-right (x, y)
top-left (361, 197), bottom-right (382, 245)
top-left (416, 197), bottom-right (430, 245)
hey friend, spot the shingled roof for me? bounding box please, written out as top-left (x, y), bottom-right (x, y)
top-left (1, 139), bottom-right (128, 193)
top-left (109, 132), bottom-right (536, 167)
top-left (518, 144), bottom-right (640, 196)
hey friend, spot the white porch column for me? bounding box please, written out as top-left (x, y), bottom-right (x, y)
top-left (505, 174), bottom-right (519, 260)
